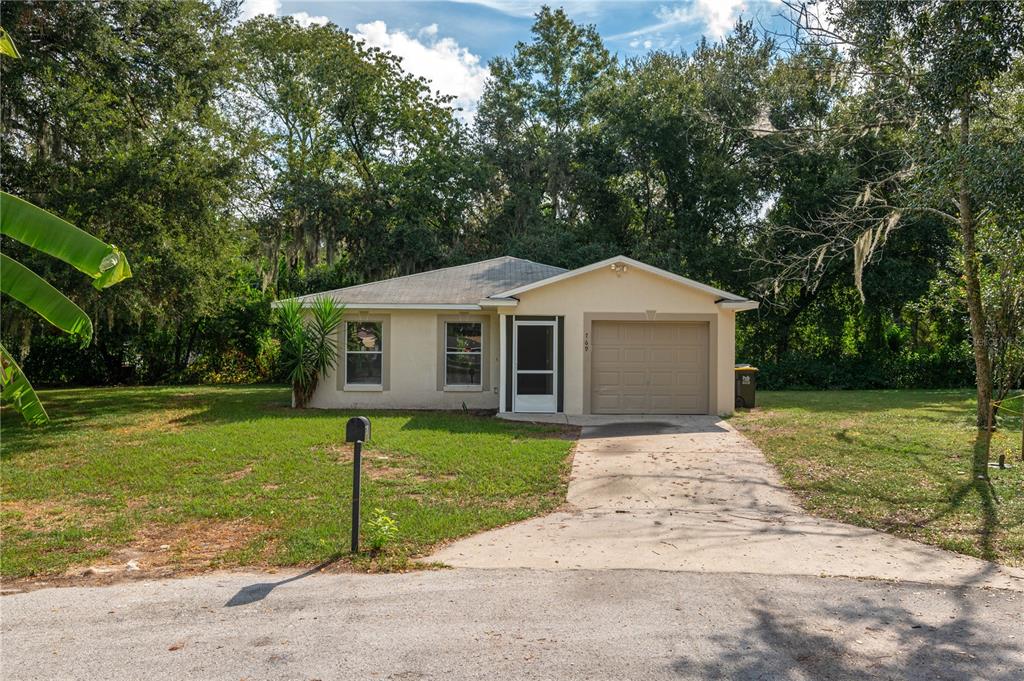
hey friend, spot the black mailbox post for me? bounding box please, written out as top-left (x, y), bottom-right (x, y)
top-left (345, 416), bottom-right (371, 553)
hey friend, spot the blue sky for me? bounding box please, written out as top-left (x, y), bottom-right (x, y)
top-left (239, 1), bottom-right (792, 118)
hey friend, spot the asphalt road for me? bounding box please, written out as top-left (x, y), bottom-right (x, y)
top-left (3, 567), bottom-right (1022, 680)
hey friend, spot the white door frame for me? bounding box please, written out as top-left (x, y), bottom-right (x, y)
top-left (512, 319), bottom-right (558, 413)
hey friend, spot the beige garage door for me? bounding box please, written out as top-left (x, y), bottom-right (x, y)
top-left (590, 322), bottom-right (709, 414)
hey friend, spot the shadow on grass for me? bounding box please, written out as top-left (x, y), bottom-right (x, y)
top-left (772, 426), bottom-right (1011, 563)
top-left (0, 385), bottom-right (290, 460)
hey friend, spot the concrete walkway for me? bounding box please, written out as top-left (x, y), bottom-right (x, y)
top-left (431, 416), bottom-right (1024, 590)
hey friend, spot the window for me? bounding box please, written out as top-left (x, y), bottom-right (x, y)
top-left (445, 321), bottom-right (482, 386)
top-left (346, 321), bottom-right (383, 385)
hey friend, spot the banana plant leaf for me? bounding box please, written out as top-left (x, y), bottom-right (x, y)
top-left (0, 253), bottom-right (93, 343)
top-left (0, 27), bottom-right (20, 59)
top-left (0, 342), bottom-right (47, 426)
top-left (0, 191), bottom-right (132, 290)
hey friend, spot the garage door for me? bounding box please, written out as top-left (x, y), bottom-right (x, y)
top-left (590, 321), bottom-right (709, 414)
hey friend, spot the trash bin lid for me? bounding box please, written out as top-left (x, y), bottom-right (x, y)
top-left (734, 364), bottom-right (759, 373)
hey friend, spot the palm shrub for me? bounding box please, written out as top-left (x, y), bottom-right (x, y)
top-left (277, 297), bottom-right (346, 408)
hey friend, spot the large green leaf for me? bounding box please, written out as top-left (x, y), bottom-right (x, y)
top-left (0, 253), bottom-right (93, 343)
top-left (0, 342), bottom-right (47, 426)
top-left (0, 191), bottom-right (132, 290)
top-left (0, 27), bottom-right (20, 59)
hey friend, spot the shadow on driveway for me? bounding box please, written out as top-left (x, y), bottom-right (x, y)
top-left (225, 555), bottom-right (343, 607)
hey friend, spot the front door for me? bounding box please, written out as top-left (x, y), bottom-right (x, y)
top-left (513, 320), bottom-right (557, 413)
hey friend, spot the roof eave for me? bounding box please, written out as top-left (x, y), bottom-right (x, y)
top-left (271, 300), bottom-right (483, 311)
top-left (491, 255), bottom-right (752, 302)
top-left (480, 297), bottom-right (519, 308)
top-left (716, 300), bottom-right (759, 311)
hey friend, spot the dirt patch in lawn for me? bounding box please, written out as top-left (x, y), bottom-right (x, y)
top-left (222, 465), bottom-right (254, 483)
top-left (125, 518), bottom-right (269, 568)
top-left (0, 518), bottom-right (274, 593)
top-left (1, 499), bottom-right (127, 531)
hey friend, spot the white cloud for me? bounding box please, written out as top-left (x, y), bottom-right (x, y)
top-left (353, 21), bottom-right (489, 122)
top-left (664, 1), bottom-right (748, 40)
top-left (290, 11), bottom-right (329, 27)
top-left (612, 0), bottom-right (767, 42)
top-left (449, 1), bottom-right (602, 18)
top-left (239, 0), bottom-right (280, 21)
top-left (237, 0), bottom-right (325, 26)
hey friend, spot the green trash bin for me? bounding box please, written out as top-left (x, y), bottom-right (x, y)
top-left (735, 364), bottom-right (758, 409)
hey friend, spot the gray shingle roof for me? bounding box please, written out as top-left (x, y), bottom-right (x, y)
top-left (288, 256), bottom-right (566, 306)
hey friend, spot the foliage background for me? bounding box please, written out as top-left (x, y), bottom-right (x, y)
top-left (2, 1), bottom-right (1019, 392)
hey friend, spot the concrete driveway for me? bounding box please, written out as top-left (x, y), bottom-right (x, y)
top-left (430, 416), bottom-right (1024, 590)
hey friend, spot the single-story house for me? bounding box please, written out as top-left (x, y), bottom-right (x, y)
top-left (280, 255), bottom-right (758, 417)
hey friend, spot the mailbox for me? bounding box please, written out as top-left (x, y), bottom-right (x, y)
top-left (346, 416), bottom-right (371, 443)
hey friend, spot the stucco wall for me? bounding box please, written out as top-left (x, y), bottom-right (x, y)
top-left (309, 310), bottom-right (501, 410)
top-left (509, 266), bottom-right (738, 416)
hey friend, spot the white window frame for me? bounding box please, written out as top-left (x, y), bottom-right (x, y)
top-left (444, 321), bottom-right (484, 388)
top-left (344, 320), bottom-right (384, 390)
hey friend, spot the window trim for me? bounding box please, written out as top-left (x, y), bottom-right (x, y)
top-left (444, 320), bottom-right (484, 388)
top-left (340, 315), bottom-right (390, 391)
top-left (437, 315), bottom-right (489, 392)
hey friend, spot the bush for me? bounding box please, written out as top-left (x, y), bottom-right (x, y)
top-left (752, 349), bottom-right (975, 390)
top-left (365, 508), bottom-right (399, 553)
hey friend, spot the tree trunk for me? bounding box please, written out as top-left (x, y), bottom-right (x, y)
top-left (958, 102), bottom-right (993, 434)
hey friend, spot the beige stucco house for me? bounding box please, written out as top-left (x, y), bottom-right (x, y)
top-left (283, 256), bottom-right (758, 417)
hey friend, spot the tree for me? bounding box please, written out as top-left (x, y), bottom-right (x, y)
top-left (473, 6), bottom-right (613, 253)
top-left (584, 22), bottom-right (773, 284)
top-left (770, 1), bottom-right (1024, 437)
top-left (0, 27), bottom-right (132, 425)
top-left (0, 0), bottom-right (244, 384)
top-left (226, 16), bottom-right (470, 292)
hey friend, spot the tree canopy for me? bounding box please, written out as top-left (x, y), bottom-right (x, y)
top-left (1, 0), bottom-right (1020, 408)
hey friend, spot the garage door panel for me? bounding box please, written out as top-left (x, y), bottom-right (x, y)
top-left (650, 325), bottom-right (683, 343)
top-left (623, 325), bottom-right (648, 343)
top-left (590, 321), bottom-right (709, 415)
top-left (592, 323), bottom-right (622, 343)
top-left (648, 373), bottom-right (675, 387)
top-left (650, 395), bottom-right (681, 411)
top-left (593, 347), bottom-right (621, 363)
top-left (649, 347), bottom-right (679, 363)
top-left (621, 394), bottom-right (648, 411)
top-left (593, 372), bottom-right (621, 388)
top-left (622, 371), bottom-right (646, 386)
top-left (622, 348), bottom-right (647, 363)
top-left (592, 394), bottom-right (622, 411)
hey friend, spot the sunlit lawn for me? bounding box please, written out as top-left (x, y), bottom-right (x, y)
top-left (733, 390), bottom-right (1024, 566)
top-left (0, 386), bottom-right (576, 580)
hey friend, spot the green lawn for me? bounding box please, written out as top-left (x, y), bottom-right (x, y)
top-left (0, 386), bottom-right (575, 580)
top-left (732, 390), bottom-right (1024, 567)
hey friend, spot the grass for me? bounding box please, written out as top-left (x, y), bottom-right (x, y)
top-left (0, 386), bottom-right (576, 580)
top-left (732, 390), bottom-right (1024, 567)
